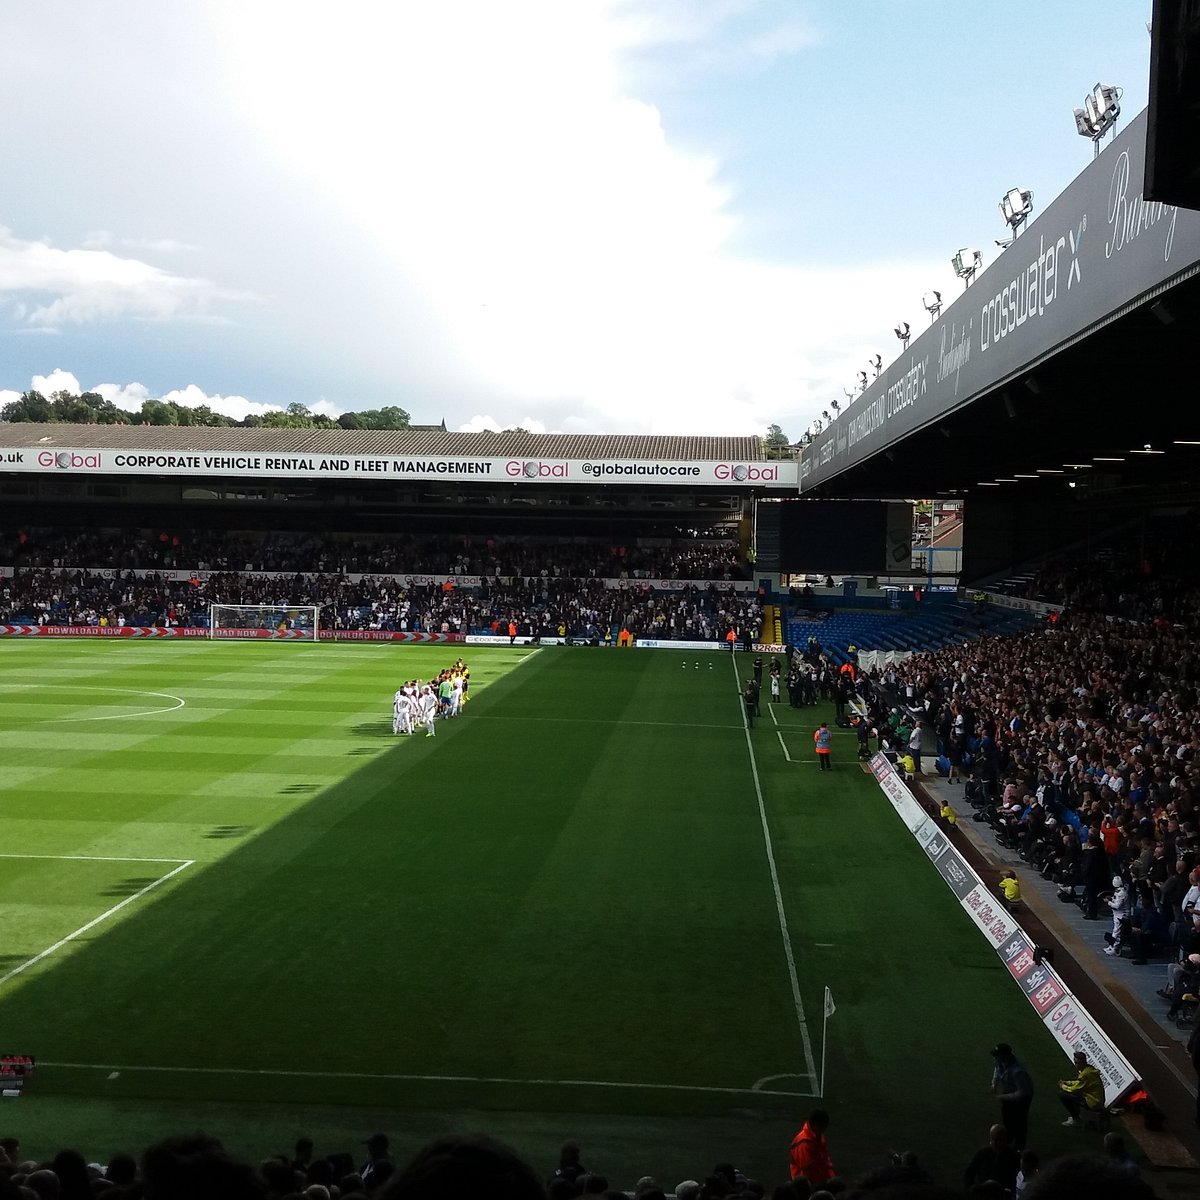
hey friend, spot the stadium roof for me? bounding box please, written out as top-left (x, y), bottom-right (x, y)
top-left (0, 423), bottom-right (767, 462)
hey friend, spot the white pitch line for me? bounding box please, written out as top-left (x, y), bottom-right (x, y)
top-left (776, 731), bottom-right (792, 762)
top-left (38, 1060), bottom-right (815, 1097)
top-left (0, 860), bottom-right (194, 988)
top-left (0, 683), bottom-right (186, 722)
top-left (0, 854), bottom-right (191, 864)
top-left (752, 1072), bottom-right (812, 1091)
top-left (731, 655), bottom-right (818, 1083)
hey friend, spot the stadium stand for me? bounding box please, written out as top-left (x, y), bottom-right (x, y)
top-left (884, 597), bottom-right (1200, 1038)
top-left (784, 600), bottom-right (1040, 663)
top-left (0, 566), bottom-right (763, 642)
top-left (0, 526), bottom-right (751, 582)
top-left (5, 437), bottom-right (1200, 1191)
top-left (0, 521), bottom-right (764, 640)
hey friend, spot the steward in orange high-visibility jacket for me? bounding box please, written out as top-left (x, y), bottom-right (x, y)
top-left (814, 722), bottom-right (833, 771)
top-left (789, 1111), bottom-right (835, 1184)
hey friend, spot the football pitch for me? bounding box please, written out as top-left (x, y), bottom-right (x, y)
top-left (0, 640), bottom-right (1075, 1180)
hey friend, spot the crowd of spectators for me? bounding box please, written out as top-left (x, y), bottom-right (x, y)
top-left (886, 602), bottom-right (1200, 1002)
top-left (0, 525), bottom-right (762, 639)
top-left (0, 569), bottom-right (763, 643)
top-left (1000, 523), bottom-right (1200, 627)
top-left (0, 1126), bottom-right (1161, 1200)
top-left (0, 527), bottom-right (749, 583)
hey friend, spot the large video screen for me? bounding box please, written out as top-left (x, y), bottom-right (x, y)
top-left (776, 499), bottom-right (911, 575)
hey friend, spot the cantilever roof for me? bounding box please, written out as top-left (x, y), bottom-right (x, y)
top-left (0, 424), bottom-right (767, 461)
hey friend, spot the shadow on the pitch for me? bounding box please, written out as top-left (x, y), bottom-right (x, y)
top-left (350, 722), bottom-right (394, 739)
top-left (347, 746), bottom-right (383, 756)
top-left (100, 876), bottom-right (164, 898)
top-left (205, 824), bottom-right (254, 838)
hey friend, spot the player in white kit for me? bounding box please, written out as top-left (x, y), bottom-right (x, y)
top-left (419, 685), bottom-right (439, 737)
top-left (392, 686), bottom-right (414, 735)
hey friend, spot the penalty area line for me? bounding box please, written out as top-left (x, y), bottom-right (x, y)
top-left (37, 1061), bottom-right (815, 1097)
top-left (0, 860), bottom-right (194, 988)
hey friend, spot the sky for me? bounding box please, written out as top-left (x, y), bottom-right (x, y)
top-left (0, 1), bottom-right (1153, 439)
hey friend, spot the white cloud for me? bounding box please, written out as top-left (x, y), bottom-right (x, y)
top-left (32, 369), bottom-right (84, 396)
top-left (607, 0), bottom-right (819, 71)
top-left (82, 232), bottom-right (195, 254)
top-left (458, 414), bottom-right (550, 435)
top-left (0, 224), bottom-right (233, 327)
top-left (308, 398), bottom-right (344, 420)
top-left (8, 372), bottom-right (355, 424)
top-left (212, 4), bottom-right (778, 433)
top-left (121, 237), bottom-right (198, 255)
top-left (4, 373), bottom-right (288, 424)
top-left (156, 383), bottom-right (284, 423)
top-left (0, 6), bottom-right (902, 438)
top-left (91, 381), bottom-right (151, 409)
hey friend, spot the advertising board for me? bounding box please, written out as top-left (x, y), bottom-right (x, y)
top-left (868, 753), bottom-right (1138, 1105)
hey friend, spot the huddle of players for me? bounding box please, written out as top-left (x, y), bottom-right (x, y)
top-left (392, 658), bottom-right (470, 737)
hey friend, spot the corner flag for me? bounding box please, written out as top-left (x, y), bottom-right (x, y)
top-left (819, 986), bottom-right (836, 1097)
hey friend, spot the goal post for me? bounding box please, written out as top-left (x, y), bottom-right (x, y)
top-left (208, 604), bottom-right (321, 640)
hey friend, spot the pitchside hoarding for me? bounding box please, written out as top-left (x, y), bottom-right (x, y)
top-left (870, 754), bottom-right (1138, 1105)
top-left (0, 625), bottom-right (464, 641)
top-left (801, 107), bottom-right (1200, 491)
top-left (0, 449), bottom-right (799, 490)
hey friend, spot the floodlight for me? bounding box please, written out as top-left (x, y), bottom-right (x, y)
top-left (856, 371), bottom-right (869, 391)
top-left (894, 322), bottom-right (910, 348)
top-left (869, 353), bottom-right (882, 377)
top-left (821, 409), bottom-right (831, 422)
top-left (1095, 83), bottom-right (1121, 121)
top-left (951, 248), bottom-right (982, 276)
top-left (1075, 83), bottom-right (1121, 155)
top-left (999, 188), bottom-right (1034, 235)
top-left (830, 399), bottom-right (841, 414)
top-left (922, 291), bottom-right (942, 321)
top-left (951, 248), bottom-right (982, 287)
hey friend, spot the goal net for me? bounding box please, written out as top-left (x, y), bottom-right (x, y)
top-left (208, 604), bottom-right (321, 640)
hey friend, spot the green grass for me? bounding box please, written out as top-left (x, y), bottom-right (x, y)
top-left (0, 642), bottom-right (1086, 1184)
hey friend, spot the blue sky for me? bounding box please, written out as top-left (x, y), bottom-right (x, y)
top-left (0, 1), bottom-right (1152, 438)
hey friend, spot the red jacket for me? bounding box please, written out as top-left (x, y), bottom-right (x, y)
top-left (789, 1123), bottom-right (834, 1183)
top-left (1100, 817), bottom-right (1121, 855)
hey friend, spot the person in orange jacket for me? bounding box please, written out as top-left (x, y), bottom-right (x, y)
top-left (814, 722), bottom-right (833, 770)
top-left (789, 1109), bottom-right (835, 1184)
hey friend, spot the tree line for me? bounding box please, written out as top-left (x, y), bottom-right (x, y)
top-left (0, 390), bottom-right (412, 430)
